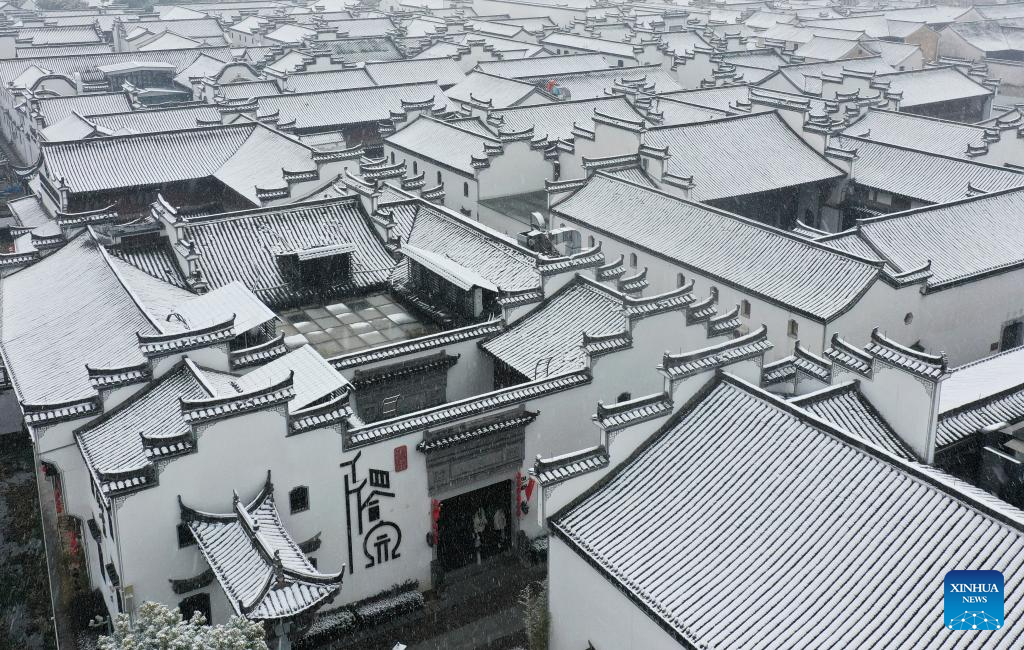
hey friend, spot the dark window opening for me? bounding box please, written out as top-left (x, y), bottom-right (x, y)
top-left (289, 486), bottom-right (310, 514)
top-left (1002, 321), bottom-right (1023, 351)
top-left (179, 593), bottom-right (211, 625)
top-left (177, 523), bottom-right (195, 548)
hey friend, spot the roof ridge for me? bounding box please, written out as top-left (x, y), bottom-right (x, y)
top-left (839, 133), bottom-right (1022, 172)
top-left (719, 373), bottom-right (1024, 530)
top-left (589, 170), bottom-right (885, 269)
top-left (181, 194), bottom-right (359, 225)
top-left (40, 120), bottom-right (255, 147)
top-left (853, 183), bottom-right (1024, 226)
top-left (88, 226), bottom-right (164, 333)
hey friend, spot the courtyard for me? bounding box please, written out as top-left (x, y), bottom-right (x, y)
top-left (278, 292), bottom-right (438, 358)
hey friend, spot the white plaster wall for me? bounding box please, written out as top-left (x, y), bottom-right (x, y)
top-left (113, 407), bottom-right (348, 622)
top-left (548, 535), bottom-right (681, 650)
top-left (337, 431), bottom-right (433, 603)
top-left (382, 146), bottom-right (479, 217)
top-left (556, 213), bottom-right (829, 361)
top-left (477, 141), bottom-right (553, 200)
top-left (831, 270), bottom-right (1024, 366)
top-left (834, 361), bottom-right (938, 462)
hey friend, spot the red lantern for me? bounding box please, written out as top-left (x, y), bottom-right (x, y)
top-left (524, 478), bottom-right (536, 502)
top-left (430, 499), bottom-right (441, 545)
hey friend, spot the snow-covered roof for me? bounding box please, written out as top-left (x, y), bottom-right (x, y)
top-left (552, 374), bottom-right (1024, 648)
top-left (551, 173), bottom-right (881, 321)
top-left (183, 478), bottom-right (343, 620)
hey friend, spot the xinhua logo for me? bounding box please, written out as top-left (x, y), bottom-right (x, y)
top-left (944, 570), bottom-right (1004, 631)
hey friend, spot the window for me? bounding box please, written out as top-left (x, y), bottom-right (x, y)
top-left (437, 171), bottom-right (442, 184)
top-left (587, 235), bottom-right (595, 248)
top-left (177, 523), bottom-right (195, 548)
top-left (390, 152), bottom-right (395, 164)
top-left (641, 157), bottom-right (649, 169)
top-left (617, 392), bottom-right (632, 403)
top-left (179, 593), bottom-right (211, 626)
top-left (676, 273), bottom-right (685, 288)
top-left (788, 319), bottom-right (799, 338)
top-left (413, 161), bottom-right (418, 174)
top-left (710, 286), bottom-right (719, 301)
top-left (629, 253), bottom-right (638, 268)
top-left (1002, 321), bottom-right (1023, 351)
top-left (741, 300), bottom-right (751, 318)
top-left (463, 181), bottom-right (469, 197)
top-left (617, 59), bottom-right (624, 67)
top-left (289, 486), bottom-right (309, 514)
top-left (904, 312), bottom-right (913, 325)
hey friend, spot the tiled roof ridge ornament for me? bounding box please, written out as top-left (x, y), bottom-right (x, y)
top-left (273, 550), bottom-right (286, 589)
top-left (867, 326), bottom-right (947, 378)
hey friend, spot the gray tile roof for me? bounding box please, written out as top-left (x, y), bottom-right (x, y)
top-left (490, 96), bottom-right (646, 141)
top-left (182, 197), bottom-right (394, 308)
top-left (475, 53), bottom-right (611, 79)
top-left (323, 16), bottom-right (395, 37)
top-left (639, 96), bottom-right (732, 126)
top-left (364, 57), bottom-right (466, 88)
top-left (540, 32), bottom-right (637, 58)
top-left (282, 69), bottom-right (375, 94)
top-left (937, 383), bottom-right (1024, 450)
top-left (655, 85), bottom-right (754, 112)
top-left (532, 445), bottom-right (609, 486)
top-left (253, 82), bottom-right (446, 131)
top-left (121, 17), bottom-right (226, 39)
top-left (346, 370), bottom-right (591, 447)
top-left (0, 47), bottom-right (233, 85)
top-left (445, 71), bottom-right (542, 108)
top-left (330, 319), bottom-right (503, 369)
top-left (15, 43), bottom-right (114, 57)
top-left (854, 187), bottom-right (1024, 288)
top-left (88, 104), bottom-right (223, 135)
top-left (875, 66), bottom-right (992, 107)
top-left (34, 92), bottom-right (133, 128)
top-left (76, 362), bottom-right (209, 496)
top-left (792, 382), bottom-right (917, 460)
top-left (644, 112), bottom-right (845, 201)
top-left (386, 116), bottom-right (500, 174)
top-left (236, 346), bottom-right (348, 412)
top-left (841, 109), bottom-right (990, 159)
top-left (0, 233), bottom-right (154, 407)
top-left (218, 80), bottom-right (281, 100)
top-left (41, 123), bottom-right (317, 204)
top-left (400, 202), bottom-right (541, 292)
top-left (483, 278), bottom-right (629, 379)
top-left (836, 135), bottom-right (1024, 203)
top-left (770, 56), bottom-right (895, 94)
top-left (106, 239), bottom-right (189, 287)
top-left (519, 65), bottom-right (683, 100)
top-left (552, 374), bottom-right (1024, 649)
top-left (183, 481), bottom-right (342, 620)
top-left (552, 173), bottom-right (879, 320)
top-left (15, 25), bottom-right (104, 45)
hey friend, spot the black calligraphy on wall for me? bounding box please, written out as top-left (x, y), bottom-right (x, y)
top-left (340, 451), bottom-right (402, 573)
